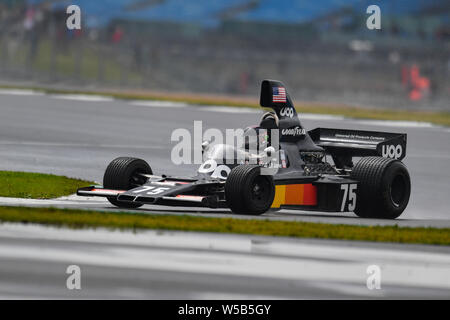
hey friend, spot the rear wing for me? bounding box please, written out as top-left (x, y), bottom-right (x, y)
top-left (308, 128), bottom-right (407, 160)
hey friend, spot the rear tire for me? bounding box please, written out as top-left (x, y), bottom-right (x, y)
top-left (225, 165), bottom-right (275, 215)
top-left (351, 156), bottom-right (410, 219)
top-left (103, 157), bottom-right (152, 208)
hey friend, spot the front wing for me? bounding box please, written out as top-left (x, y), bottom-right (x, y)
top-left (77, 178), bottom-right (225, 208)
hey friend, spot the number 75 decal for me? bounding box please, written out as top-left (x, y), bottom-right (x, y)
top-left (340, 184), bottom-right (357, 212)
top-left (132, 186), bottom-right (170, 195)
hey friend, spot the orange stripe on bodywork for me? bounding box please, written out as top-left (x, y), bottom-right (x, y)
top-left (285, 184), bottom-right (303, 205)
top-left (271, 185), bottom-right (286, 208)
top-left (271, 184), bottom-right (317, 208)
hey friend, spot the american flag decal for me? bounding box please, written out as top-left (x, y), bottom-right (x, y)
top-left (272, 87), bottom-right (286, 103)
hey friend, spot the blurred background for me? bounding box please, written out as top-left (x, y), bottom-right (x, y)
top-left (0, 0), bottom-right (449, 110)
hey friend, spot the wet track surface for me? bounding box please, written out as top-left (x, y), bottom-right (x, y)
top-left (0, 90), bottom-right (449, 299)
top-left (0, 91), bottom-right (448, 222)
top-left (0, 223), bottom-right (449, 299)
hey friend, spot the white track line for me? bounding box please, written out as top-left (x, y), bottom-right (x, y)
top-left (201, 106), bottom-right (258, 113)
top-left (9, 89), bottom-right (442, 130)
top-left (0, 89), bottom-right (44, 96)
top-left (0, 196), bottom-right (106, 206)
top-left (0, 140), bottom-right (165, 150)
top-left (50, 94), bottom-right (114, 102)
top-left (129, 100), bottom-right (189, 108)
top-left (299, 113), bottom-right (346, 121)
top-left (352, 119), bottom-right (436, 128)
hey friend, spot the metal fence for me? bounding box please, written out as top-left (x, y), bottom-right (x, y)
top-left (0, 2), bottom-right (449, 111)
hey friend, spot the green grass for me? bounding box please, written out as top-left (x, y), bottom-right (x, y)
top-left (0, 171), bottom-right (94, 199)
top-left (1, 84), bottom-right (449, 126)
top-left (0, 206), bottom-right (449, 245)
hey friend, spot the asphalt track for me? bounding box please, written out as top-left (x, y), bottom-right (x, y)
top-left (0, 90), bottom-right (449, 224)
top-left (0, 223), bottom-right (449, 299)
top-left (0, 90), bottom-right (449, 299)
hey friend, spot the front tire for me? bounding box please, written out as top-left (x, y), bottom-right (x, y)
top-left (225, 165), bottom-right (275, 215)
top-left (351, 156), bottom-right (411, 219)
top-left (103, 157), bottom-right (152, 208)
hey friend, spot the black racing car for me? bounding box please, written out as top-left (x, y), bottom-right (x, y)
top-left (78, 79), bottom-right (411, 219)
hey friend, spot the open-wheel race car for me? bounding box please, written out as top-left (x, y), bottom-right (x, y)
top-left (77, 79), bottom-right (411, 219)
